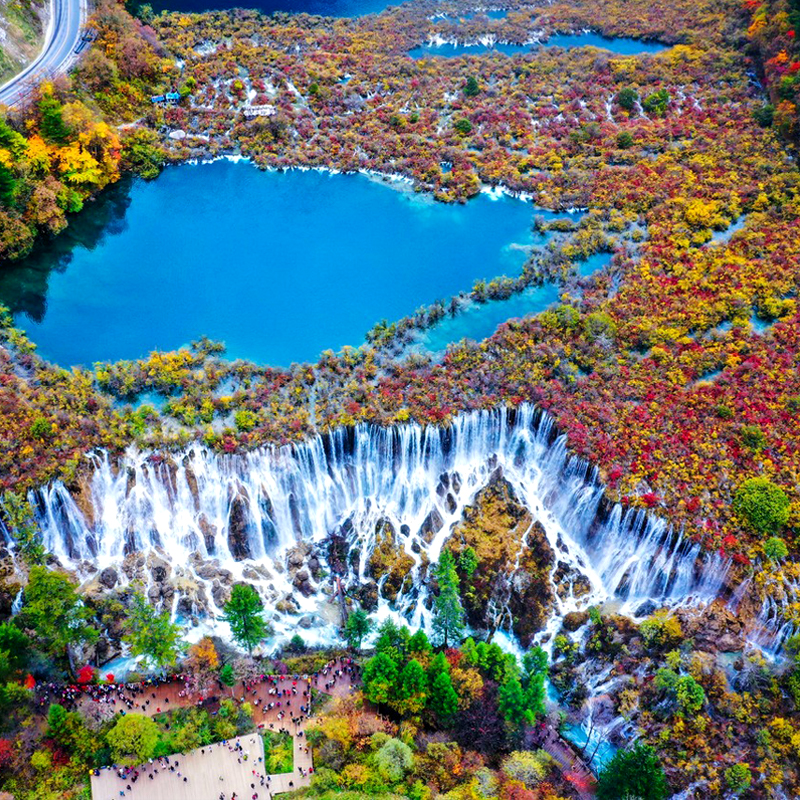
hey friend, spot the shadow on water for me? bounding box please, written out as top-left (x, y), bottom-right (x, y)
top-left (0, 177), bottom-right (135, 324)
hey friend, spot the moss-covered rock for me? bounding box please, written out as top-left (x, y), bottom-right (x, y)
top-left (366, 519), bottom-right (414, 606)
top-left (446, 472), bottom-right (555, 646)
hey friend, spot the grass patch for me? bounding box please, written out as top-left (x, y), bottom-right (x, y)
top-left (150, 698), bottom-right (255, 757)
top-left (261, 729), bottom-right (293, 773)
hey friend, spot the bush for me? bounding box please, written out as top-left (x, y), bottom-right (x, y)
top-left (715, 403), bottom-right (733, 419)
top-left (616, 131), bottom-right (634, 149)
top-left (642, 89), bottom-right (670, 117)
top-left (616, 87), bottom-right (638, 110)
top-left (724, 763), bottom-right (752, 793)
top-left (733, 477), bottom-right (790, 535)
top-left (234, 408), bottom-right (257, 432)
top-left (764, 537), bottom-right (789, 561)
top-left (29, 417), bottom-right (53, 439)
top-left (739, 424), bottom-right (766, 451)
top-left (463, 76), bottom-right (480, 97)
top-left (675, 675), bottom-right (705, 715)
top-left (753, 103), bottom-right (774, 127)
top-left (639, 611), bottom-right (682, 650)
top-left (374, 737), bottom-right (414, 782)
top-left (585, 311), bottom-right (617, 341)
top-left (453, 118), bottom-right (472, 135)
top-left (500, 750), bottom-right (551, 787)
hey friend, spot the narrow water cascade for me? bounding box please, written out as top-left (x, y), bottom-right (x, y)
top-left (25, 405), bottom-right (737, 651)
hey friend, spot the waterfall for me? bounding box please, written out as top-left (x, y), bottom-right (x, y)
top-left (11, 589), bottom-right (23, 616)
top-left (28, 405), bottom-right (731, 649)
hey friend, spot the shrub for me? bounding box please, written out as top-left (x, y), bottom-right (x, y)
top-left (234, 408), bottom-right (257, 432)
top-left (463, 76), bottom-right (480, 97)
top-left (642, 89), bottom-right (670, 117)
top-left (675, 675), bottom-right (705, 715)
top-left (616, 131), bottom-right (634, 148)
top-left (453, 118), bottom-right (472, 135)
top-left (374, 737), bottom-right (414, 782)
top-left (753, 104), bottom-right (774, 127)
top-left (500, 750), bottom-right (551, 787)
top-left (29, 417), bottom-right (53, 439)
top-left (733, 477), bottom-right (790, 535)
top-left (724, 763), bottom-right (752, 793)
top-left (715, 403), bottom-right (733, 419)
top-left (585, 311), bottom-right (617, 341)
top-left (739, 424), bottom-right (766, 451)
top-left (764, 537), bottom-right (789, 561)
top-left (639, 611), bottom-right (682, 649)
top-left (617, 87), bottom-right (638, 110)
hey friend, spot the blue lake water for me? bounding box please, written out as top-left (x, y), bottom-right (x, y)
top-left (409, 32), bottom-right (668, 58)
top-left (1, 161), bottom-right (557, 367)
top-left (419, 251), bottom-right (611, 355)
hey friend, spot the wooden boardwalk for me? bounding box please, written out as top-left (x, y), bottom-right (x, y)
top-left (538, 730), bottom-right (597, 800)
top-left (91, 733), bottom-right (267, 800)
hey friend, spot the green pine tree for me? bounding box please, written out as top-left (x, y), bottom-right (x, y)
top-left (431, 550), bottom-right (465, 647)
top-left (395, 658), bottom-right (428, 717)
top-left (222, 584), bottom-right (270, 653)
top-left (343, 607), bottom-right (373, 650)
top-left (596, 744), bottom-right (669, 800)
top-left (219, 663), bottom-right (235, 694)
top-left (363, 651), bottom-right (399, 706)
top-left (498, 675), bottom-right (532, 728)
top-left (38, 92), bottom-right (70, 144)
top-left (428, 671), bottom-right (458, 724)
top-left (408, 629), bottom-right (432, 655)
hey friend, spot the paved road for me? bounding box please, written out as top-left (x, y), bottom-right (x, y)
top-left (0, 0), bottom-right (88, 108)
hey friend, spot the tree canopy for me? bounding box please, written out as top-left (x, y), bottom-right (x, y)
top-left (20, 567), bottom-right (97, 671)
top-left (596, 743), bottom-right (669, 800)
top-left (122, 591), bottom-right (183, 673)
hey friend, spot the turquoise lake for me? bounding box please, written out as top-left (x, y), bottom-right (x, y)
top-left (0, 161), bottom-right (566, 367)
top-left (408, 32), bottom-right (668, 58)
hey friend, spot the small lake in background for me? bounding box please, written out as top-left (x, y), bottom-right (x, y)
top-left (408, 31), bottom-right (668, 58)
top-left (0, 161), bottom-right (566, 367)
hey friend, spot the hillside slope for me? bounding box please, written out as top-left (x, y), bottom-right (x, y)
top-left (0, 0), bottom-right (48, 85)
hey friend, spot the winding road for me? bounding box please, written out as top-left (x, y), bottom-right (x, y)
top-left (0, 0), bottom-right (88, 108)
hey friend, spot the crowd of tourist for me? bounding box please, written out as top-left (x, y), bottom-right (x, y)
top-left (84, 657), bottom-right (357, 799)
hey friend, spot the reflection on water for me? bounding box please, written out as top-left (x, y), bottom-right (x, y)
top-left (0, 177), bottom-right (134, 324)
